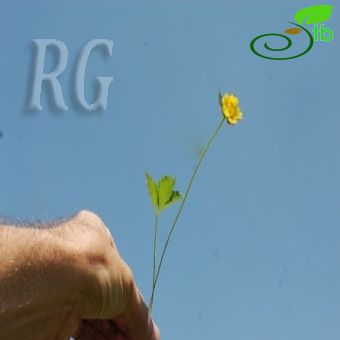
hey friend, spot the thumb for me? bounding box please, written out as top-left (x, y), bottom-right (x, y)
top-left (114, 286), bottom-right (160, 340)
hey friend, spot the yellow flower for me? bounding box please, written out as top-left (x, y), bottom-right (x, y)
top-left (219, 93), bottom-right (243, 125)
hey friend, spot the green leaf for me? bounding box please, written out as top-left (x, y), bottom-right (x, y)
top-left (158, 176), bottom-right (183, 212)
top-left (168, 190), bottom-right (182, 206)
top-left (294, 5), bottom-right (333, 24)
top-left (145, 172), bottom-right (158, 212)
top-left (145, 172), bottom-right (182, 214)
top-left (158, 176), bottom-right (176, 211)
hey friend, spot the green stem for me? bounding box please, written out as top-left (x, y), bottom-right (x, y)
top-left (148, 118), bottom-right (225, 313)
top-left (152, 214), bottom-right (159, 290)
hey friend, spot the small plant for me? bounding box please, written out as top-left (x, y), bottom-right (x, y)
top-left (146, 92), bottom-right (243, 312)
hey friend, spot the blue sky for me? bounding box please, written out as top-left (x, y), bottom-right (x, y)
top-left (0, 1), bottom-right (339, 339)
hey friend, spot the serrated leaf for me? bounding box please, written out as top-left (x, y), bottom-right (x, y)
top-left (158, 176), bottom-right (176, 211)
top-left (169, 190), bottom-right (182, 206)
top-left (294, 5), bottom-right (333, 24)
top-left (160, 190), bottom-right (182, 212)
top-left (145, 173), bottom-right (182, 214)
top-left (145, 172), bottom-right (158, 212)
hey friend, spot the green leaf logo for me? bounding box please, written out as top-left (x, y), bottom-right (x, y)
top-left (295, 5), bottom-right (334, 24)
top-left (145, 172), bottom-right (182, 214)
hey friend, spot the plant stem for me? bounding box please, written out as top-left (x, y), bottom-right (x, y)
top-left (148, 118), bottom-right (225, 313)
top-left (152, 214), bottom-right (159, 291)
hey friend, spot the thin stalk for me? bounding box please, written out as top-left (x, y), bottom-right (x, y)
top-left (148, 118), bottom-right (225, 312)
top-left (152, 214), bottom-right (159, 289)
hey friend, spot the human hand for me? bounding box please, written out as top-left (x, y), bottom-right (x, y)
top-left (64, 210), bottom-right (160, 340)
top-left (0, 210), bottom-right (160, 340)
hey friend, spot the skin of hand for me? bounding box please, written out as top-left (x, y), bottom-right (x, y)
top-left (0, 210), bottom-right (160, 340)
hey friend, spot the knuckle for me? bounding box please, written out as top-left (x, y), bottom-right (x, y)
top-left (76, 209), bottom-right (103, 227)
top-left (74, 210), bottom-right (116, 247)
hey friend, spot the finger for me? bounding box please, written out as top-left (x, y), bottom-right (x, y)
top-left (75, 319), bottom-right (129, 340)
top-left (119, 286), bottom-right (160, 340)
